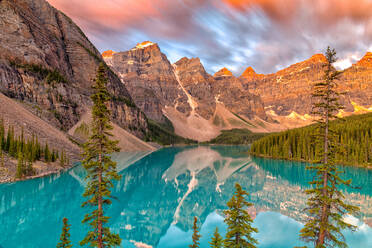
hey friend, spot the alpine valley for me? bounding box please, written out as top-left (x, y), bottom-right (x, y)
top-left (0, 0), bottom-right (371, 180)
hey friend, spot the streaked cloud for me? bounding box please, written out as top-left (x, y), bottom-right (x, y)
top-left (48, 0), bottom-right (372, 75)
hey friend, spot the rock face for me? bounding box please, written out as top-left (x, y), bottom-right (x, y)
top-left (240, 67), bottom-right (264, 80)
top-left (214, 67), bottom-right (233, 77)
top-left (105, 45), bottom-right (268, 141)
top-left (212, 69), bottom-right (266, 120)
top-left (0, 0), bottom-right (147, 137)
top-left (241, 54), bottom-right (328, 116)
top-left (173, 57), bottom-right (216, 119)
top-left (241, 53), bottom-right (372, 118)
top-left (340, 52), bottom-right (372, 108)
top-left (108, 41), bottom-right (191, 123)
top-left (106, 42), bottom-right (372, 138)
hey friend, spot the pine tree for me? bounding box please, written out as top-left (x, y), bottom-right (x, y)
top-left (224, 183), bottom-right (258, 248)
top-left (299, 47), bottom-right (360, 248)
top-left (44, 143), bottom-right (50, 162)
top-left (80, 63), bottom-right (121, 248)
top-left (0, 150), bottom-right (4, 168)
top-left (0, 119), bottom-right (5, 150)
top-left (60, 150), bottom-right (65, 167)
top-left (209, 227), bottom-right (223, 248)
top-left (57, 217), bottom-right (72, 248)
top-left (26, 152), bottom-right (34, 176)
top-left (16, 151), bottom-right (25, 178)
top-left (189, 217), bottom-right (201, 248)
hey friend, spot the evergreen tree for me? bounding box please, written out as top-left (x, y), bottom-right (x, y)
top-left (224, 183), bottom-right (258, 248)
top-left (0, 119), bottom-right (5, 150)
top-left (26, 152), bottom-right (34, 176)
top-left (60, 150), bottom-right (65, 167)
top-left (299, 47), bottom-right (360, 248)
top-left (189, 217), bottom-right (201, 248)
top-left (209, 227), bottom-right (223, 248)
top-left (80, 63), bottom-right (121, 248)
top-left (16, 151), bottom-right (25, 178)
top-left (44, 143), bottom-right (50, 162)
top-left (0, 150), bottom-right (4, 168)
top-left (5, 125), bottom-right (12, 152)
top-left (57, 217), bottom-right (72, 248)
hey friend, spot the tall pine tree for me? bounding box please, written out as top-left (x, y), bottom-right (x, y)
top-left (209, 227), bottom-right (223, 248)
top-left (189, 216), bottom-right (201, 248)
top-left (299, 47), bottom-right (359, 248)
top-left (224, 183), bottom-right (258, 248)
top-left (80, 63), bottom-right (121, 248)
top-left (16, 151), bottom-right (25, 178)
top-left (57, 217), bottom-right (72, 248)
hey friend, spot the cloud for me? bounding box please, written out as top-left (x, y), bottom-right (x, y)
top-left (47, 0), bottom-right (372, 74)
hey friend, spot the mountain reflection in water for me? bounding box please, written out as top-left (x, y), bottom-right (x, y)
top-left (1, 146), bottom-right (371, 248)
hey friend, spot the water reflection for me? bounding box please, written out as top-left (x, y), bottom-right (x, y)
top-left (0, 146), bottom-right (371, 248)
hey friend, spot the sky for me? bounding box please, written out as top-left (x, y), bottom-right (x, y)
top-left (47, 0), bottom-right (372, 75)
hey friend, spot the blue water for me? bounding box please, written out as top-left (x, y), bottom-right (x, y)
top-left (1, 146), bottom-right (372, 248)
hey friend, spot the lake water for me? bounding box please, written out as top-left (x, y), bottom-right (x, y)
top-left (1, 146), bottom-right (372, 248)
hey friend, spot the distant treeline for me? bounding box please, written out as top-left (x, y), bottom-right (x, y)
top-left (145, 119), bottom-right (196, 145)
top-left (0, 119), bottom-right (69, 176)
top-left (250, 113), bottom-right (372, 166)
top-left (207, 129), bottom-right (267, 145)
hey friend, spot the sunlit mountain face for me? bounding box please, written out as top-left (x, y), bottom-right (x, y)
top-left (1, 146), bottom-right (372, 248)
top-left (47, 0), bottom-right (372, 75)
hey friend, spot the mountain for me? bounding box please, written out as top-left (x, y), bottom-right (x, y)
top-left (0, 0), bottom-right (149, 136)
top-left (240, 67), bottom-right (264, 80)
top-left (104, 44), bottom-right (267, 141)
top-left (241, 53), bottom-right (372, 122)
top-left (339, 52), bottom-right (372, 109)
top-left (106, 41), bottom-right (191, 124)
top-left (104, 42), bottom-right (372, 140)
top-left (0, 0), bottom-right (157, 180)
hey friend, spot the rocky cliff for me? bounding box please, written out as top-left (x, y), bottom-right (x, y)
top-left (0, 0), bottom-right (147, 138)
top-left (105, 42), bottom-right (372, 137)
top-left (241, 53), bottom-right (372, 121)
top-left (104, 44), bottom-right (267, 141)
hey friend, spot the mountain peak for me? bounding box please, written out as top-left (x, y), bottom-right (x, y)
top-left (134, 41), bottom-right (156, 49)
top-left (214, 67), bottom-right (233, 77)
top-left (241, 66), bottom-right (264, 79)
top-left (307, 54), bottom-right (327, 63)
top-left (102, 50), bottom-right (116, 58)
top-left (355, 52), bottom-right (372, 67)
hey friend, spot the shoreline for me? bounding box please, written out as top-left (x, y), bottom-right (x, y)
top-left (250, 153), bottom-right (372, 169)
top-left (0, 146), bottom-right (161, 184)
top-left (0, 164), bottom-right (76, 184)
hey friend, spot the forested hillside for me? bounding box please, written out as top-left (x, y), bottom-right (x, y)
top-left (250, 113), bottom-right (372, 166)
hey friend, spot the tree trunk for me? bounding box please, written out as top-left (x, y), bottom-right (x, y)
top-left (97, 151), bottom-right (103, 248)
top-left (317, 81), bottom-right (330, 246)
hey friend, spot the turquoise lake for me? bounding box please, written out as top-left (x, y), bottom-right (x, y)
top-left (1, 145), bottom-right (372, 247)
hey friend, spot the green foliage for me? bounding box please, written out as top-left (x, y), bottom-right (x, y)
top-left (73, 122), bottom-right (90, 141)
top-left (207, 129), bottom-right (266, 145)
top-left (250, 113), bottom-right (372, 167)
top-left (80, 63), bottom-right (121, 248)
top-left (145, 119), bottom-right (197, 145)
top-left (223, 183), bottom-right (258, 248)
top-left (298, 47), bottom-right (360, 248)
top-left (16, 151), bottom-right (25, 178)
top-left (0, 150), bottom-right (4, 168)
top-left (59, 150), bottom-right (68, 167)
top-left (189, 217), bottom-right (201, 248)
top-left (0, 119), bottom-right (67, 178)
top-left (209, 227), bottom-right (223, 248)
top-left (231, 112), bottom-right (256, 127)
top-left (57, 217), bottom-right (72, 248)
top-left (110, 95), bottom-right (137, 108)
top-left (10, 61), bottom-right (68, 85)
